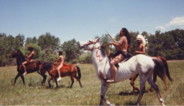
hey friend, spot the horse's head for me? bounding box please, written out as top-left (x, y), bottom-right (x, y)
top-left (9, 49), bottom-right (25, 60)
top-left (9, 50), bottom-right (18, 58)
top-left (80, 38), bottom-right (101, 51)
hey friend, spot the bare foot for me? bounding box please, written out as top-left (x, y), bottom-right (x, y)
top-left (106, 79), bottom-right (115, 83)
top-left (57, 77), bottom-right (62, 82)
top-left (23, 72), bottom-right (27, 75)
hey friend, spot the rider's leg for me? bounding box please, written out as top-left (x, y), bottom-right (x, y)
top-left (107, 54), bottom-right (123, 83)
top-left (57, 65), bottom-right (62, 81)
top-left (22, 61), bottom-right (27, 75)
top-left (107, 62), bottom-right (116, 82)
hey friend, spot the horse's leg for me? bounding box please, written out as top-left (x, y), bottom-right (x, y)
top-left (136, 75), bottom-right (147, 105)
top-left (20, 75), bottom-right (26, 85)
top-left (42, 74), bottom-right (47, 85)
top-left (13, 73), bottom-right (21, 85)
top-left (48, 77), bottom-right (53, 88)
top-left (147, 77), bottom-right (165, 106)
top-left (130, 74), bottom-right (139, 93)
top-left (38, 71), bottom-right (47, 85)
top-left (70, 77), bottom-right (74, 88)
top-left (99, 81), bottom-right (111, 105)
top-left (54, 78), bottom-right (59, 88)
top-left (148, 70), bottom-right (157, 92)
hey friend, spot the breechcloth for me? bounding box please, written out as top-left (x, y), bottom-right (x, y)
top-left (113, 51), bottom-right (128, 59)
top-left (113, 51), bottom-right (128, 68)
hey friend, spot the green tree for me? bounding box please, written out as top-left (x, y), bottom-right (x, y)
top-left (148, 29), bottom-right (184, 59)
top-left (0, 33), bottom-right (7, 66)
top-left (171, 29), bottom-right (184, 59)
top-left (26, 37), bottom-right (37, 45)
top-left (0, 34), bottom-right (21, 66)
top-left (38, 33), bottom-right (60, 50)
top-left (61, 39), bottom-right (80, 62)
top-left (129, 32), bottom-right (139, 54)
top-left (14, 34), bottom-right (24, 49)
top-left (23, 43), bottom-right (42, 59)
top-left (79, 52), bottom-right (92, 63)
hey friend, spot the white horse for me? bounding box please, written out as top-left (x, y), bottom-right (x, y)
top-left (80, 38), bottom-right (165, 105)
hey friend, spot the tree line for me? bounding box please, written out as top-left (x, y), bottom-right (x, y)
top-left (0, 29), bottom-right (184, 66)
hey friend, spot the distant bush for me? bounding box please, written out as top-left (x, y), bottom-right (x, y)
top-left (79, 52), bottom-right (92, 64)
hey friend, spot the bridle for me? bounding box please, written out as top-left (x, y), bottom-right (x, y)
top-left (82, 40), bottom-right (106, 62)
top-left (82, 39), bottom-right (109, 78)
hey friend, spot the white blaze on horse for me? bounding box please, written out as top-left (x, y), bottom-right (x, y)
top-left (80, 38), bottom-right (165, 106)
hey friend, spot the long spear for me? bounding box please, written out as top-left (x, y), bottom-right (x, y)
top-left (106, 31), bottom-right (117, 43)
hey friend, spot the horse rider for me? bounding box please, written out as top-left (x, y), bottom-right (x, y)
top-left (22, 46), bottom-right (35, 75)
top-left (135, 34), bottom-right (147, 54)
top-left (55, 51), bottom-right (64, 81)
top-left (129, 34), bottom-right (147, 91)
top-left (106, 28), bottom-right (131, 83)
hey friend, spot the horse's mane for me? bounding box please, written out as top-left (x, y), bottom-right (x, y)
top-left (100, 48), bottom-right (106, 57)
top-left (99, 39), bottom-right (108, 57)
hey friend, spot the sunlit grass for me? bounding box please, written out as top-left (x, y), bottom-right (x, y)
top-left (0, 61), bottom-right (184, 105)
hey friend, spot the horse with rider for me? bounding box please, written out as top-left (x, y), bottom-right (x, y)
top-left (80, 27), bottom-right (172, 105)
top-left (9, 46), bottom-right (82, 88)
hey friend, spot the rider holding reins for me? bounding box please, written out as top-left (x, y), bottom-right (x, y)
top-left (106, 28), bottom-right (131, 83)
top-left (22, 46), bottom-right (35, 75)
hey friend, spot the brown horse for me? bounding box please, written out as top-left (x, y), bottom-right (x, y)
top-left (41, 62), bottom-right (82, 88)
top-left (129, 56), bottom-right (173, 93)
top-left (9, 50), bottom-right (47, 85)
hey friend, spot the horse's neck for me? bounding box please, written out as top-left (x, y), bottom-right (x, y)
top-left (16, 56), bottom-right (25, 66)
top-left (91, 49), bottom-right (110, 73)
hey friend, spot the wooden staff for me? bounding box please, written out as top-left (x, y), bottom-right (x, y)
top-left (106, 32), bottom-right (117, 43)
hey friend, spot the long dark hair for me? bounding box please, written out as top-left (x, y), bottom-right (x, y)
top-left (120, 28), bottom-right (131, 45)
top-left (28, 46), bottom-right (34, 51)
top-left (58, 51), bottom-right (63, 55)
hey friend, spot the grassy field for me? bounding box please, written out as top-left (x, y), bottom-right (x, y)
top-left (0, 61), bottom-right (184, 105)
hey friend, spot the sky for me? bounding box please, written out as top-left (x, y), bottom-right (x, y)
top-left (0, 0), bottom-right (184, 43)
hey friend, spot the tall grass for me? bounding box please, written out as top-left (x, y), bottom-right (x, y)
top-left (0, 61), bottom-right (184, 105)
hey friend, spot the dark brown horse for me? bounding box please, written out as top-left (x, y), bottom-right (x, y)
top-left (129, 56), bottom-right (173, 93)
top-left (41, 62), bottom-right (82, 88)
top-left (9, 50), bottom-right (47, 85)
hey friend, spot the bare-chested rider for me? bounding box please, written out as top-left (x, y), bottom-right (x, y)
top-left (22, 46), bottom-right (35, 75)
top-left (55, 51), bottom-right (64, 81)
top-left (135, 34), bottom-right (146, 54)
top-left (106, 28), bottom-right (131, 83)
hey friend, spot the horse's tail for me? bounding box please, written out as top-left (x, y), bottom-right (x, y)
top-left (159, 57), bottom-right (173, 81)
top-left (152, 57), bottom-right (172, 90)
top-left (76, 66), bottom-right (81, 79)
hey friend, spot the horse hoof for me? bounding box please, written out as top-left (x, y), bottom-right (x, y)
top-left (106, 100), bottom-right (112, 106)
top-left (161, 103), bottom-right (166, 106)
